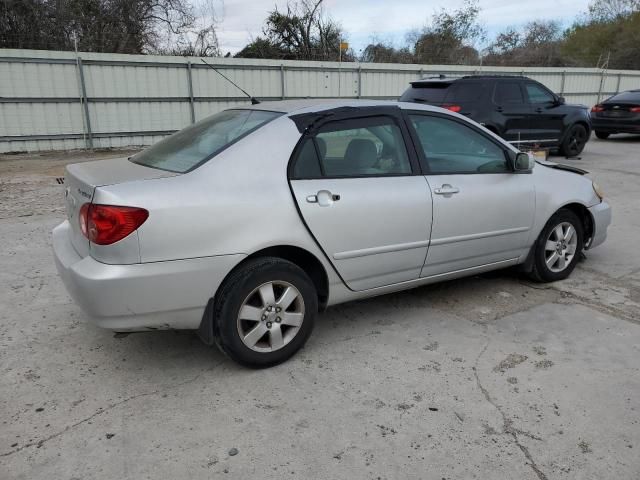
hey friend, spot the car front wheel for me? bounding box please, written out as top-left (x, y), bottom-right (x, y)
top-left (529, 209), bottom-right (584, 282)
top-left (213, 257), bottom-right (317, 368)
top-left (560, 124), bottom-right (588, 157)
top-left (595, 131), bottom-right (610, 140)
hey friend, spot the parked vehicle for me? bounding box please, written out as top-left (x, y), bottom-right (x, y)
top-left (53, 100), bottom-right (611, 368)
top-left (591, 90), bottom-right (640, 139)
top-left (399, 75), bottom-right (592, 157)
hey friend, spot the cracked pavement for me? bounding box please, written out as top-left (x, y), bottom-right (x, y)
top-left (1, 136), bottom-right (639, 479)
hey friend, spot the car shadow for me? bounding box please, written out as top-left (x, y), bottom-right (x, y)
top-left (108, 267), bottom-right (537, 371)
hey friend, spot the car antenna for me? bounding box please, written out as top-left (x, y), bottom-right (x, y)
top-left (200, 58), bottom-right (260, 105)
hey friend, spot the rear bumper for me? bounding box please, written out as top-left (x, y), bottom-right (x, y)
top-left (586, 201), bottom-right (611, 250)
top-left (591, 119), bottom-right (640, 133)
top-left (53, 220), bottom-right (245, 331)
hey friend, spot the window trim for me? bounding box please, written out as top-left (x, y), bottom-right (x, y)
top-left (288, 111), bottom-right (420, 180)
top-left (403, 110), bottom-right (515, 176)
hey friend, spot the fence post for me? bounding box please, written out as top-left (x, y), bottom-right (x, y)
top-left (280, 65), bottom-right (286, 99)
top-left (357, 65), bottom-right (362, 98)
top-left (418, 68), bottom-right (423, 79)
top-left (616, 73), bottom-right (622, 94)
top-left (76, 57), bottom-right (93, 149)
top-left (597, 70), bottom-right (605, 103)
top-left (187, 61), bottom-right (195, 124)
top-left (560, 70), bottom-right (566, 96)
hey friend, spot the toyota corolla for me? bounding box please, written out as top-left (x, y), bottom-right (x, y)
top-left (53, 100), bottom-right (611, 367)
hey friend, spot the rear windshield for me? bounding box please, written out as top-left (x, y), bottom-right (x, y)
top-left (607, 91), bottom-right (640, 103)
top-left (401, 82), bottom-right (452, 103)
top-left (400, 81), bottom-right (483, 104)
top-left (130, 109), bottom-right (281, 173)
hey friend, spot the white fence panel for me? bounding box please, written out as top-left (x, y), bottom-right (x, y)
top-left (1, 49), bottom-right (640, 153)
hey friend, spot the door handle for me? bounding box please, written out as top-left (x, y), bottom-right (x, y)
top-left (307, 190), bottom-right (340, 206)
top-left (433, 184), bottom-right (460, 195)
top-left (535, 107), bottom-right (543, 113)
top-left (496, 106), bottom-right (503, 112)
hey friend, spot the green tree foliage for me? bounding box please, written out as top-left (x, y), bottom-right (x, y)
top-left (0, 0), bottom-right (219, 54)
top-left (562, 1), bottom-right (640, 69)
top-left (235, 0), bottom-right (347, 61)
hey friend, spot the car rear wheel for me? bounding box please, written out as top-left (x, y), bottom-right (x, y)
top-left (528, 209), bottom-right (584, 283)
top-left (595, 131), bottom-right (610, 140)
top-left (213, 257), bottom-right (317, 368)
top-left (560, 124), bottom-right (588, 157)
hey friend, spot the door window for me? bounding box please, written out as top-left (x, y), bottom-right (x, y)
top-left (409, 115), bottom-right (509, 174)
top-left (494, 83), bottom-right (524, 104)
top-left (525, 83), bottom-right (555, 104)
top-left (291, 116), bottom-right (412, 179)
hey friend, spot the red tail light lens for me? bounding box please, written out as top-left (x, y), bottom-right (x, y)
top-left (443, 104), bottom-right (462, 113)
top-left (79, 204), bottom-right (149, 245)
top-left (630, 106), bottom-right (640, 112)
top-left (591, 105), bottom-right (604, 112)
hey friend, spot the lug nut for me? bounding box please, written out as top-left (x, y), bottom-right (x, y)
top-left (266, 322), bottom-right (272, 328)
top-left (261, 314), bottom-right (267, 321)
top-left (276, 317), bottom-right (281, 323)
top-left (267, 306), bottom-right (273, 312)
top-left (276, 307), bottom-right (281, 312)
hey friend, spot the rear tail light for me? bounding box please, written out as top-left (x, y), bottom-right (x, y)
top-left (79, 204), bottom-right (149, 245)
top-left (443, 104), bottom-right (462, 113)
top-left (630, 106), bottom-right (640, 112)
top-left (591, 105), bottom-right (604, 112)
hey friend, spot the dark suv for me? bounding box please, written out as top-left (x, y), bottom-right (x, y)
top-left (400, 75), bottom-right (592, 156)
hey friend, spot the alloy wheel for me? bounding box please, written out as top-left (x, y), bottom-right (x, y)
top-left (236, 281), bottom-right (305, 352)
top-left (544, 222), bottom-right (578, 273)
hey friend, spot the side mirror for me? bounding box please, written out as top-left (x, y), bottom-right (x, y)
top-left (556, 96), bottom-right (566, 105)
top-left (514, 152), bottom-right (535, 172)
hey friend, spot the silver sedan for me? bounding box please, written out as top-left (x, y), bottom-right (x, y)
top-left (53, 100), bottom-right (611, 367)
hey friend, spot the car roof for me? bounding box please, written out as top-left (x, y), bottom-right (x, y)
top-left (237, 98), bottom-right (445, 115)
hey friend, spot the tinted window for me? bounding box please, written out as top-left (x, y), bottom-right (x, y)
top-left (400, 82), bottom-right (452, 103)
top-left (292, 139), bottom-right (322, 178)
top-left (446, 83), bottom-right (484, 102)
top-left (525, 83), bottom-right (555, 104)
top-left (410, 115), bottom-right (509, 174)
top-left (302, 116), bottom-right (411, 177)
top-left (494, 83), bottom-right (524, 104)
top-left (131, 109), bottom-right (281, 173)
top-left (606, 91), bottom-right (640, 102)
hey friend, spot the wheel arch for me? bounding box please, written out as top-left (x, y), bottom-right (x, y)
top-left (521, 202), bottom-right (594, 272)
top-left (198, 245), bottom-right (330, 345)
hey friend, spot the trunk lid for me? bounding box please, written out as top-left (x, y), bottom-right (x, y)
top-left (64, 157), bottom-right (178, 257)
top-left (598, 102), bottom-right (640, 119)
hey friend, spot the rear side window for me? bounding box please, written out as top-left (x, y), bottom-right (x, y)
top-left (446, 83), bottom-right (484, 102)
top-left (494, 83), bottom-right (524, 104)
top-left (409, 115), bottom-right (509, 174)
top-left (291, 116), bottom-right (412, 178)
top-left (400, 82), bottom-right (452, 103)
top-left (131, 109), bottom-right (281, 173)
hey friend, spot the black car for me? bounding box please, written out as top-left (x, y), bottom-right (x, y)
top-left (400, 75), bottom-right (591, 156)
top-left (591, 90), bottom-right (640, 139)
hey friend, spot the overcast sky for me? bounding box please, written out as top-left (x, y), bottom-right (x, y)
top-left (212, 0), bottom-right (591, 55)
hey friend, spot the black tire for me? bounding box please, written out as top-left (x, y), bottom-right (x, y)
top-left (213, 257), bottom-right (317, 368)
top-left (528, 209), bottom-right (584, 283)
top-left (595, 131), bottom-right (610, 140)
top-left (560, 124), bottom-right (588, 157)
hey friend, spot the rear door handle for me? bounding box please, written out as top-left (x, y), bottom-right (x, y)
top-left (535, 107), bottom-right (543, 113)
top-left (495, 106), bottom-right (503, 112)
top-left (433, 184), bottom-right (460, 196)
top-left (307, 190), bottom-right (340, 206)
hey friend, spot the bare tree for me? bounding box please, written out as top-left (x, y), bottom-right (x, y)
top-left (485, 20), bottom-right (564, 67)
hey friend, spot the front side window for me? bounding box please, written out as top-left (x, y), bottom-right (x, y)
top-left (525, 83), bottom-right (555, 104)
top-left (409, 115), bottom-right (509, 174)
top-left (131, 109), bottom-right (281, 173)
top-left (292, 116), bottom-right (412, 178)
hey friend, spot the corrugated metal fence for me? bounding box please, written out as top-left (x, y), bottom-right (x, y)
top-left (1, 49), bottom-right (640, 153)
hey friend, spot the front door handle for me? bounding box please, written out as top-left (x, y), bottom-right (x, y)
top-left (433, 184), bottom-right (460, 196)
top-left (535, 107), bottom-right (543, 113)
top-left (307, 190), bottom-right (340, 206)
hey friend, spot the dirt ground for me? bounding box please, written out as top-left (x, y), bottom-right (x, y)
top-left (1, 136), bottom-right (639, 480)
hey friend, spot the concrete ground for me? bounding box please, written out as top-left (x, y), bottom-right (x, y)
top-left (1, 136), bottom-right (639, 480)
